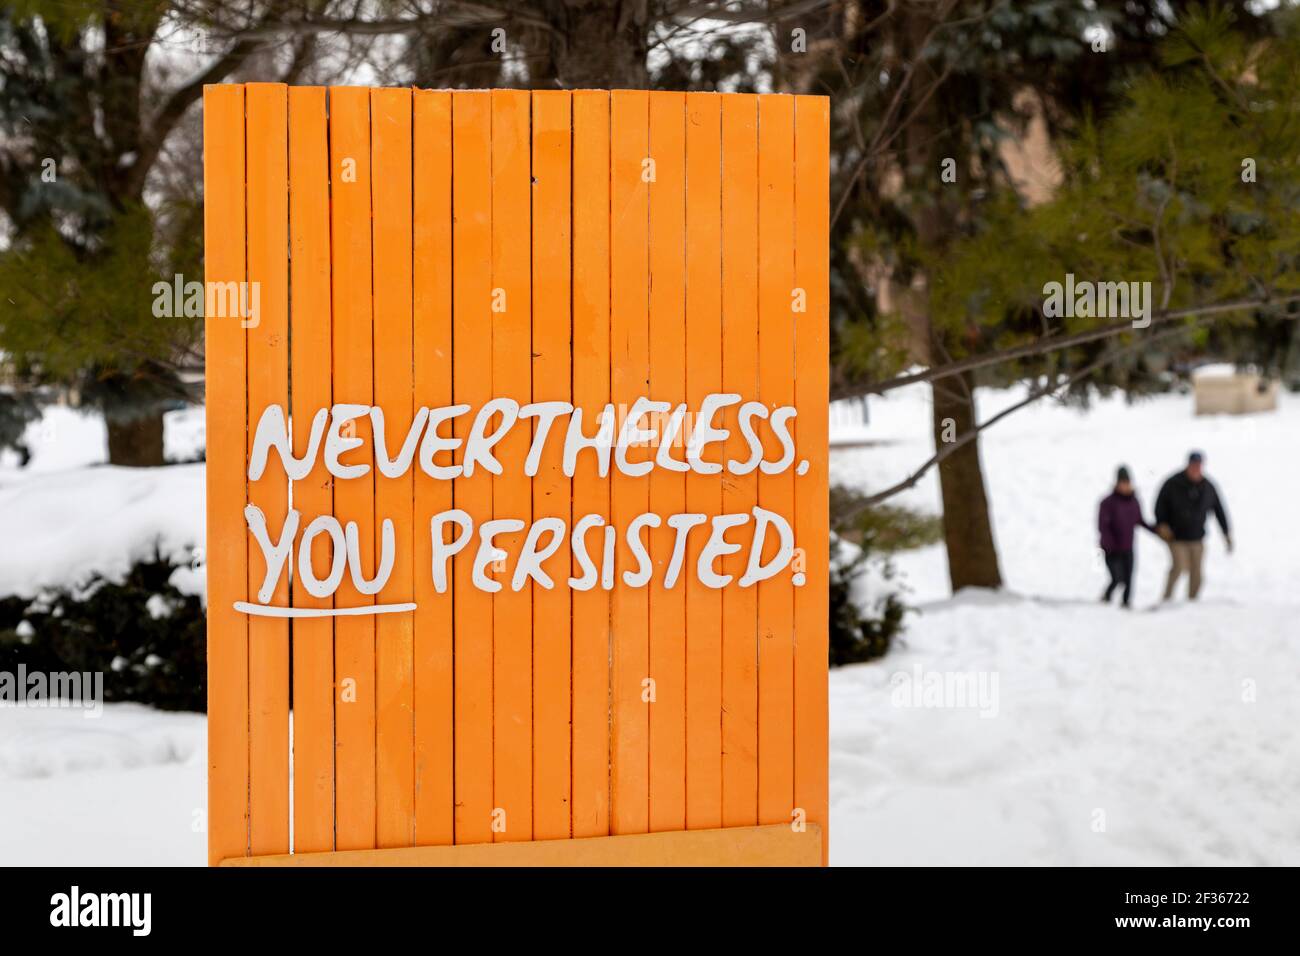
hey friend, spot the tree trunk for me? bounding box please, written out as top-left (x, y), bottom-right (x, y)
top-left (899, 9), bottom-right (1003, 592)
top-left (896, 283), bottom-right (1005, 591)
top-left (107, 413), bottom-right (165, 466)
top-left (545, 0), bottom-right (649, 87)
top-left (931, 372), bottom-right (1003, 589)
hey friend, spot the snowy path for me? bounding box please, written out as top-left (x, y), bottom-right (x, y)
top-left (2, 387), bottom-right (1297, 864)
top-left (829, 596), bottom-right (1299, 865)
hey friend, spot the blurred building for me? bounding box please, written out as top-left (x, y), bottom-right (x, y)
top-left (1192, 364), bottom-right (1278, 415)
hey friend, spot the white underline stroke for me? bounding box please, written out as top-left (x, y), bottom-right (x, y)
top-left (234, 602), bottom-right (418, 618)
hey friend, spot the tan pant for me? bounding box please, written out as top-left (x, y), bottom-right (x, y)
top-left (1163, 540), bottom-right (1205, 600)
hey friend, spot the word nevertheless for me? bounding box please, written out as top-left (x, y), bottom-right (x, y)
top-left (247, 394), bottom-right (805, 483)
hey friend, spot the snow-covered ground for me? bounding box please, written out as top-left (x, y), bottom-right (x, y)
top-left (830, 383), bottom-right (1300, 865)
top-left (0, 704), bottom-right (206, 866)
top-left (0, 405), bottom-right (206, 600)
top-left (1, 386), bottom-right (1297, 865)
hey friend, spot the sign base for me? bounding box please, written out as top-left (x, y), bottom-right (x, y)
top-left (221, 824), bottom-right (822, 867)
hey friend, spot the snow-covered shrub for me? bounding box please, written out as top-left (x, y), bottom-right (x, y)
top-left (826, 488), bottom-right (938, 665)
top-left (829, 536), bottom-right (908, 665)
top-left (0, 551), bottom-right (205, 711)
top-left (0, 390), bottom-right (41, 465)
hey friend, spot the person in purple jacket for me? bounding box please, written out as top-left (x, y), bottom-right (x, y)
top-left (1098, 466), bottom-right (1156, 608)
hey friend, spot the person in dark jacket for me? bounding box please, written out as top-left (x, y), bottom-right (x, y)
top-left (1098, 466), bottom-right (1155, 607)
top-left (1154, 451), bottom-right (1232, 601)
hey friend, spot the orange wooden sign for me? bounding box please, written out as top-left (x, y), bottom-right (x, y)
top-left (203, 84), bottom-right (828, 866)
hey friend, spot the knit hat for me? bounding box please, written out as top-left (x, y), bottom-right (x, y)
top-left (1116, 466), bottom-right (1131, 483)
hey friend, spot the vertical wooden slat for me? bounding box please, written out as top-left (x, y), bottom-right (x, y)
top-left (491, 89), bottom-right (534, 843)
top-left (413, 88), bottom-right (455, 847)
top-left (452, 90), bottom-right (494, 845)
top-left (647, 91), bottom-right (686, 833)
top-left (719, 93), bottom-right (760, 829)
top-left (288, 85), bottom-right (335, 854)
top-left (793, 94), bottom-right (831, 864)
top-left (204, 83), bottom-right (249, 866)
top-left (570, 90), bottom-right (612, 840)
top-left (683, 91), bottom-right (723, 831)
top-left (531, 89), bottom-right (573, 842)
top-left (756, 95), bottom-right (796, 826)
top-left (372, 87), bottom-right (416, 848)
top-left (609, 89), bottom-right (651, 835)
top-left (329, 86), bottom-right (377, 850)
top-left (245, 82), bottom-right (291, 857)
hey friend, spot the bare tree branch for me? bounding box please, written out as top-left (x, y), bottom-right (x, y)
top-left (224, 2), bottom-right (555, 40)
top-left (129, 37), bottom-right (262, 197)
top-left (671, 0), bottom-right (834, 25)
top-left (831, 294), bottom-right (1300, 402)
top-left (840, 319), bottom-right (1206, 515)
top-left (830, 0), bottom-right (1008, 227)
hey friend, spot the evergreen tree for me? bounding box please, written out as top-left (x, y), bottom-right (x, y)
top-left (0, 0), bottom-right (269, 465)
top-left (928, 4), bottom-right (1300, 398)
top-left (779, 0), bottom-right (1277, 592)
